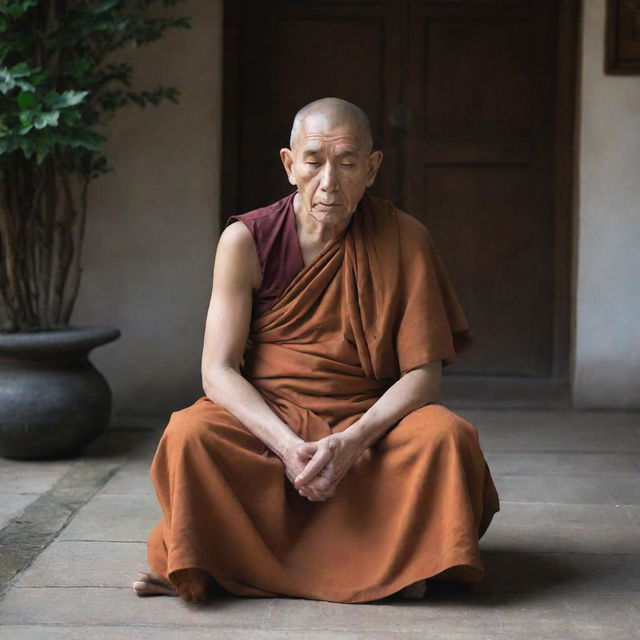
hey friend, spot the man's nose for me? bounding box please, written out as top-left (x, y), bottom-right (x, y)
top-left (319, 163), bottom-right (339, 191)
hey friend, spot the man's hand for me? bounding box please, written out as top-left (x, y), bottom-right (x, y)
top-left (292, 431), bottom-right (362, 501)
top-left (280, 439), bottom-right (334, 501)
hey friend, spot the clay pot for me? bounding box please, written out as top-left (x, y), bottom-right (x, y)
top-left (0, 325), bottom-right (120, 460)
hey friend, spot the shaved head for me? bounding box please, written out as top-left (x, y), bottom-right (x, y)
top-left (280, 97), bottom-right (383, 226)
top-left (289, 97), bottom-right (373, 153)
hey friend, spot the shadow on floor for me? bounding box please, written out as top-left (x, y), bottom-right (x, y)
top-left (478, 550), bottom-right (597, 602)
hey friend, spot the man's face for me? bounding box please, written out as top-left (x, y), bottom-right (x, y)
top-left (280, 114), bottom-right (383, 226)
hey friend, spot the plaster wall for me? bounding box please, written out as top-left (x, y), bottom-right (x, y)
top-left (573, 1), bottom-right (640, 408)
top-left (72, 0), bottom-right (222, 417)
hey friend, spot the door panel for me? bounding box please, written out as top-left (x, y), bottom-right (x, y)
top-left (424, 166), bottom-right (548, 375)
top-left (407, 2), bottom-right (557, 375)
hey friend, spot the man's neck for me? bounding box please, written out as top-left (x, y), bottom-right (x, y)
top-left (292, 192), bottom-right (353, 246)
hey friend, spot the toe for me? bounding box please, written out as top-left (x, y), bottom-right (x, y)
top-left (132, 573), bottom-right (177, 597)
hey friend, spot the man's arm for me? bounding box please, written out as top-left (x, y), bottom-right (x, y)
top-left (343, 361), bottom-right (442, 453)
top-left (200, 221), bottom-right (303, 460)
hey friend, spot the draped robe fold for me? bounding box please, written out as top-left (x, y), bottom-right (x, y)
top-left (147, 192), bottom-right (500, 604)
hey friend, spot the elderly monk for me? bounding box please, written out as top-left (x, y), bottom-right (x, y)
top-left (133, 97), bottom-right (500, 604)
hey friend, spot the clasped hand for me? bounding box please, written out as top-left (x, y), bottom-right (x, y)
top-left (282, 432), bottom-right (361, 502)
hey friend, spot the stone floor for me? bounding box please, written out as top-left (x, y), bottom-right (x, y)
top-left (0, 407), bottom-right (638, 639)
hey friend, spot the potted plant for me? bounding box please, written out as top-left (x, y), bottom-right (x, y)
top-left (0, 0), bottom-right (190, 459)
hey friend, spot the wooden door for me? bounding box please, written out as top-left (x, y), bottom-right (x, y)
top-left (222, 0), bottom-right (578, 394)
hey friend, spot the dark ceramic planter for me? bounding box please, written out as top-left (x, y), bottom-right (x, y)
top-left (0, 326), bottom-right (121, 460)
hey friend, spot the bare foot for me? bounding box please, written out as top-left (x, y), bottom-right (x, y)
top-left (397, 578), bottom-right (427, 599)
top-left (132, 571), bottom-right (177, 597)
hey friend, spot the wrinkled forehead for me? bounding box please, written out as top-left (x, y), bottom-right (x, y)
top-left (294, 112), bottom-right (368, 151)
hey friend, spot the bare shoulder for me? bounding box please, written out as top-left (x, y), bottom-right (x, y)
top-left (215, 221), bottom-right (262, 290)
top-left (218, 219), bottom-right (254, 253)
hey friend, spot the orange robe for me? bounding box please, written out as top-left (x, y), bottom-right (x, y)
top-left (147, 193), bottom-right (500, 603)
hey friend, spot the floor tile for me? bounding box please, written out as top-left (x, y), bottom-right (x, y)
top-left (460, 409), bottom-right (640, 453)
top-left (480, 502), bottom-right (640, 554)
top-left (0, 493), bottom-right (39, 531)
top-left (98, 460), bottom-right (154, 495)
top-left (491, 474), bottom-right (640, 505)
top-left (0, 587), bottom-right (270, 627)
top-left (0, 625), bottom-right (508, 640)
top-left (0, 459), bottom-right (73, 495)
top-left (485, 452), bottom-right (639, 476)
top-left (491, 591), bottom-right (639, 640)
top-left (478, 551), bottom-right (640, 594)
top-left (58, 494), bottom-right (161, 542)
top-left (15, 540), bottom-right (146, 588)
top-left (264, 593), bottom-right (500, 635)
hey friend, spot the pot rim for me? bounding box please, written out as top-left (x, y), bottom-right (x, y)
top-left (0, 325), bottom-right (121, 358)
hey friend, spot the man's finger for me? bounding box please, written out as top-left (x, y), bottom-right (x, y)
top-left (296, 443), bottom-right (316, 459)
top-left (295, 446), bottom-right (333, 488)
top-left (300, 485), bottom-right (329, 502)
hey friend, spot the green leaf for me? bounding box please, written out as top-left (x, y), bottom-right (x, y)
top-left (33, 111), bottom-right (60, 129)
top-left (60, 108), bottom-right (82, 126)
top-left (10, 61), bottom-right (31, 77)
top-left (55, 90), bottom-right (89, 108)
top-left (2, 0), bottom-right (37, 19)
top-left (31, 71), bottom-right (47, 85)
top-left (16, 90), bottom-right (36, 108)
top-left (18, 109), bottom-right (33, 126)
top-left (66, 57), bottom-right (93, 78)
top-left (0, 70), bottom-right (14, 93)
top-left (69, 129), bottom-right (107, 151)
top-left (19, 137), bottom-right (35, 157)
top-left (35, 147), bottom-right (48, 163)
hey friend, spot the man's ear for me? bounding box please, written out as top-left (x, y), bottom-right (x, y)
top-left (365, 150), bottom-right (383, 187)
top-left (280, 148), bottom-right (297, 186)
